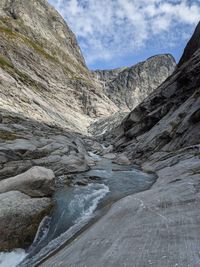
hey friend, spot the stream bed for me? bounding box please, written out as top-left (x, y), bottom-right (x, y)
top-left (1, 153), bottom-right (156, 267)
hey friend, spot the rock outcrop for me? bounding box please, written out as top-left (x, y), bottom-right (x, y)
top-left (114, 29), bottom-right (200, 162)
top-left (0, 166), bottom-right (55, 197)
top-left (0, 1), bottom-right (176, 136)
top-left (90, 55), bottom-right (176, 136)
top-left (88, 111), bottom-right (128, 136)
top-left (0, 191), bottom-right (52, 250)
top-left (93, 54), bottom-right (176, 111)
top-left (0, 0), bottom-right (196, 262)
top-left (0, 109), bottom-right (89, 180)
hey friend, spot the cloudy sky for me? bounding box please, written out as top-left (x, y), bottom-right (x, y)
top-left (48, 0), bottom-right (200, 70)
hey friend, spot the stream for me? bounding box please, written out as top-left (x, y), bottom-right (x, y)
top-left (0, 153), bottom-right (156, 267)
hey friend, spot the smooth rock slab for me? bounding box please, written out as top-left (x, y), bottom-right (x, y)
top-left (0, 191), bottom-right (52, 250)
top-left (0, 166), bottom-right (55, 197)
top-left (40, 153), bottom-right (200, 267)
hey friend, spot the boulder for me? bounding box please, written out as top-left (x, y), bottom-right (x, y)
top-left (113, 154), bottom-right (131, 165)
top-left (102, 153), bottom-right (116, 160)
top-left (0, 166), bottom-right (55, 197)
top-left (0, 191), bottom-right (53, 250)
top-left (102, 145), bottom-right (114, 154)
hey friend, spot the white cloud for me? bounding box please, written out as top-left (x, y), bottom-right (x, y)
top-left (48, 0), bottom-right (200, 66)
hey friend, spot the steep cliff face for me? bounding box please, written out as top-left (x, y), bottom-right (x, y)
top-left (0, 0), bottom-right (118, 133)
top-left (114, 23), bottom-right (200, 162)
top-left (0, 1), bottom-right (176, 134)
top-left (93, 55), bottom-right (176, 111)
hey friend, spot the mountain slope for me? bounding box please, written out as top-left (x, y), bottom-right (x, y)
top-left (0, 1), bottom-right (176, 134)
top-left (93, 54), bottom-right (176, 111)
top-left (89, 55), bottom-right (176, 136)
top-left (0, 0), bottom-right (118, 133)
top-left (114, 26), bottom-right (200, 160)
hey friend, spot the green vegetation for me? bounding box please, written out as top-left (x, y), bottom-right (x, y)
top-left (0, 26), bottom-right (14, 36)
top-left (0, 53), bottom-right (44, 91)
top-left (0, 21), bottom-right (94, 88)
top-left (14, 69), bottom-right (46, 93)
top-left (21, 36), bottom-right (57, 62)
top-left (0, 55), bottom-right (13, 69)
top-left (0, 130), bottom-right (21, 141)
top-left (0, 25), bottom-right (57, 62)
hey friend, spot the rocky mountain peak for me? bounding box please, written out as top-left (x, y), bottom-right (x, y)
top-left (93, 54), bottom-right (176, 111)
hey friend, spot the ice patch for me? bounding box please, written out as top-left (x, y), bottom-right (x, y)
top-left (0, 249), bottom-right (27, 267)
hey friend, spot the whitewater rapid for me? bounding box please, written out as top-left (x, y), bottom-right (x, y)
top-left (0, 249), bottom-right (27, 267)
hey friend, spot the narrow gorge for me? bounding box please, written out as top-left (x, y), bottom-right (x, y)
top-left (0, 1), bottom-right (199, 267)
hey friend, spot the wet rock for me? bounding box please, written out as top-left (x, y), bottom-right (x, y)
top-left (0, 191), bottom-right (53, 251)
top-left (102, 153), bottom-right (116, 160)
top-left (40, 20), bottom-right (200, 267)
top-left (102, 145), bottom-right (114, 154)
top-left (74, 179), bottom-right (89, 186)
top-left (89, 176), bottom-right (102, 181)
top-left (113, 154), bottom-right (131, 165)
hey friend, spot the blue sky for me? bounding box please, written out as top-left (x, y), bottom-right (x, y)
top-left (48, 0), bottom-right (200, 70)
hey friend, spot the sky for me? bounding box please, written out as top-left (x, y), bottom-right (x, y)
top-left (48, 0), bottom-right (200, 70)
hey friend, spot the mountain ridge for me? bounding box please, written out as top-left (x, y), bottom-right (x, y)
top-left (93, 54), bottom-right (176, 111)
top-left (0, 0), bottom-right (176, 134)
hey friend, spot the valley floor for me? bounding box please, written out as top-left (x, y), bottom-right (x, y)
top-left (37, 146), bottom-right (200, 267)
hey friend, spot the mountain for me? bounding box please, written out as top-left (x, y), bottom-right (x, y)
top-left (114, 24), bottom-right (200, 161)
top-left (49, 21), bottom-right (200, 267)
top-left (0, 0), bottom-right (188, 261)
top-left (0, 0), bottom-right (175, 134)
top-left (89, 55), bottom-right (175, 136)
top-left (93, 54), bottom-right (176, 111)
top-left (0, 0), bottom-right (118, 133)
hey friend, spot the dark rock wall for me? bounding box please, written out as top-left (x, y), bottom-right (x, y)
top-left (114, 23), bottom-right (200, 162)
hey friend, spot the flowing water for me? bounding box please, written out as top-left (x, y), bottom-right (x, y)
top-left (0, 153), bottom-right (156, 267)
top-left (0, 250), bottom-right (27, 267)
